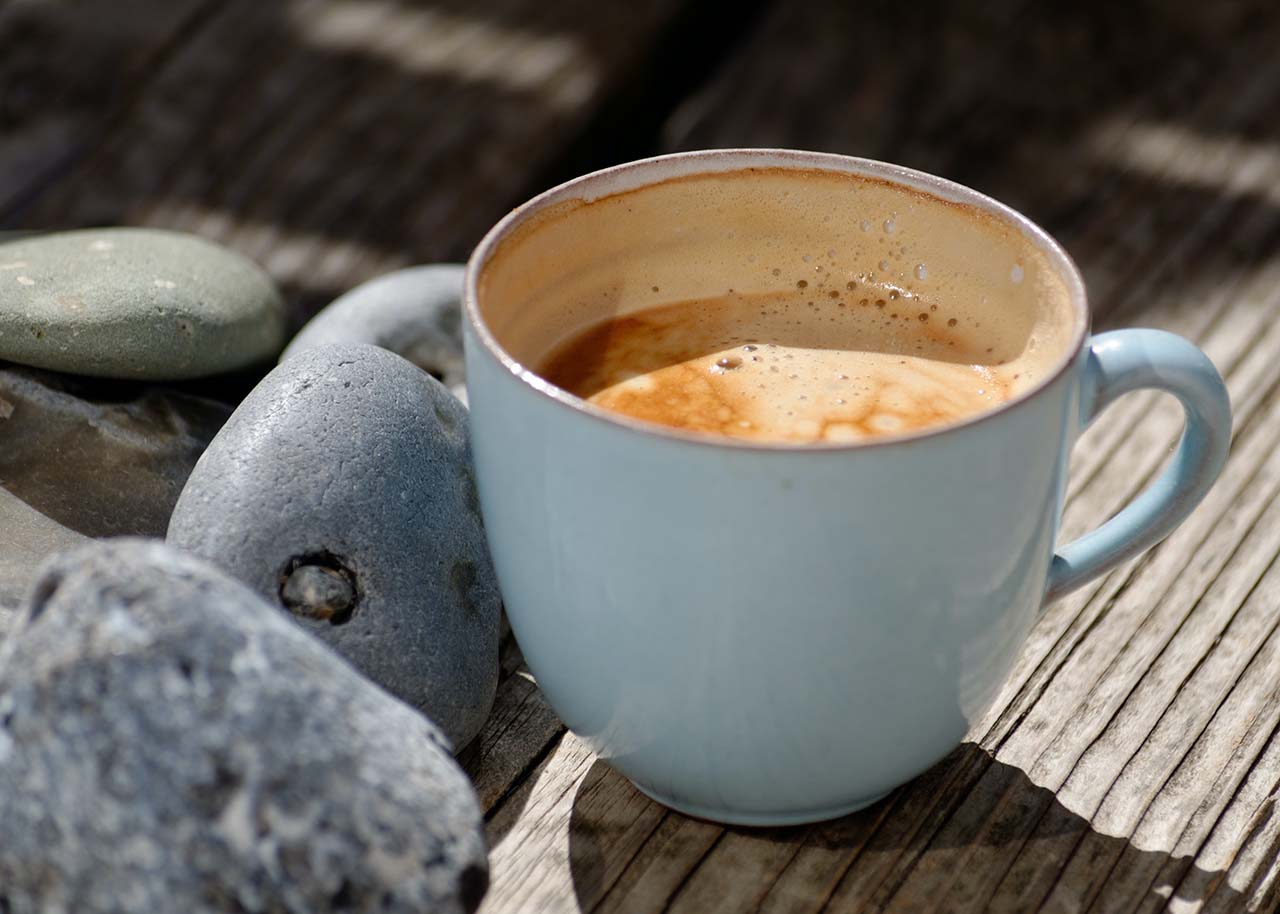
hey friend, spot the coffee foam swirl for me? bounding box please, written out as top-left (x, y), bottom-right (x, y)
top-left (540, 287), bottom-right (1044, 443)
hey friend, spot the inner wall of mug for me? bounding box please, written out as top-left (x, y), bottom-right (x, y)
top-left (476, 159), bottom-right (1079, 398)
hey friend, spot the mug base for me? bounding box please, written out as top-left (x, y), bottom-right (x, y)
top-left (631, 782), bottom-right (893, 826)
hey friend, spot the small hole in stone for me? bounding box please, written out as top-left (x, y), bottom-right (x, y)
top-left (279, 552), bottom-right (359, 625)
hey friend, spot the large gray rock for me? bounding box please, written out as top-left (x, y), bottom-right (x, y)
top-left (0, 228), bottom-right (286, 379)
top-left (281, 265), bottom-right (466, 398)
top-left (0, 539), bottom-right (488, 914)
top-left (168, 344), bottom-right (500, 750)
top-left (0, 362), bottom-right (232, 537)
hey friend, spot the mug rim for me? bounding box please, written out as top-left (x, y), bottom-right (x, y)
top-left (464, 148), bottom-right (1091, 452)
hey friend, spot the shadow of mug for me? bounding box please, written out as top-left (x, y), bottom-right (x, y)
top-left (566, 742), bottom-right (1258, 912)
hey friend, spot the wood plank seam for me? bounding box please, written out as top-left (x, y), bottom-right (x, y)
top-left (1161, 716), bottom-right (1280, 911)
top-left (1035, 547), bottom-right (1280, 911)
top-left (1191, 742), bottom-right (1280, 912)
top-left (749, 799), bottom-right (900, 914)
top-left (484, 727), bottom-right (568, 823)
top-left (993, 448), bottom-right (1280, 890)
top-left (657, 830), bottom-right (728, 914)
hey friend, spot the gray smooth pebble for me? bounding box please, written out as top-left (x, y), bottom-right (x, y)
top-left (0, 539), bottom-right (488, 914)
top-left (167, 343), bottom-right (500, 750)
top-left (0, 228), bottom-right (286, 379)
top-left (281, 265), bottom-right (467, 398)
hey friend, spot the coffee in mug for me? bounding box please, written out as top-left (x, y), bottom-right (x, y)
top-left (485, 168), bottom-right (1076, 444)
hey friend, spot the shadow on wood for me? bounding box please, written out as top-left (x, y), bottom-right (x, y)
top-left (567, 742), bottom-right (1251, 913)
top-left (0, 0), bottom-right (761, 334)
top-left (665, 0), bottom-right (1280, 334)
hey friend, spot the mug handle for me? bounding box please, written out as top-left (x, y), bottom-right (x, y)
top-left (1045, 329), bottom-right (1232, 602)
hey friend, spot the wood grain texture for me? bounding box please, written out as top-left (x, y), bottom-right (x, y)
top-left (1, 0), bottom-right (689, 327)
top-left (478, 1), bottom-right (1280, 911)
top-left (0, 0), bottom-right (217, 214)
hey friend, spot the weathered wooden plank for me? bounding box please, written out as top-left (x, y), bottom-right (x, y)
top-left (465, 666), bottom-right (565, 813)
top-left (1139, 717), bottom-right (1280, 913)
top-left (754, 801), bottom-right (894, 914)
top-left (481, 732), bottom-right (591, 913)
top-left (960, 90), bottom-right (1280, 772)
top-left (1079, 581), bottom-right (1280, 912)
top-left (664, 825), bottom-right (810, 914)
top-left (591, 813), bottom-right (721, 914)
top-left (957, 442), bottom-right (1280, 912)
top-left (0, 0), bottom-right (218, 215)
top-left (549, 761), bottom-right (668, 911)
top-left (1152, 719), bottom-right (1280, 913)
top-left (482, 732), bottom-right (682, 914)
top-left (3, 0), bottom-right (692, 327)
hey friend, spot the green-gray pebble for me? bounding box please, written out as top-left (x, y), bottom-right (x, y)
top-left (0, 228), bottom-right (286, 380)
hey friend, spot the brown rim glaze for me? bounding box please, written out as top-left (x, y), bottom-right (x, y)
top-left (464, 149), bottom-right (1091, 452)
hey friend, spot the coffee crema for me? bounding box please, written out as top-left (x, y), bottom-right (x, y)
top-left (540, 284), bottom-right (1053, 443)
top-left (477, 165), bottom-right (1079, 444)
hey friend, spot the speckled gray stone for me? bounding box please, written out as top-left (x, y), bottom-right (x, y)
top-left (0, 228), bottom-right (286, 379)
top-left (0, 538), bottom-right (488, 914)
top-left (167, 343), bottom-right (500, 750)
top-left (281, 265), bottom-right (466, 398)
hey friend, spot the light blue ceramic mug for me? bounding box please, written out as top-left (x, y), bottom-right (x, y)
top-left (462, 150), bottom-right (1232, 825)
